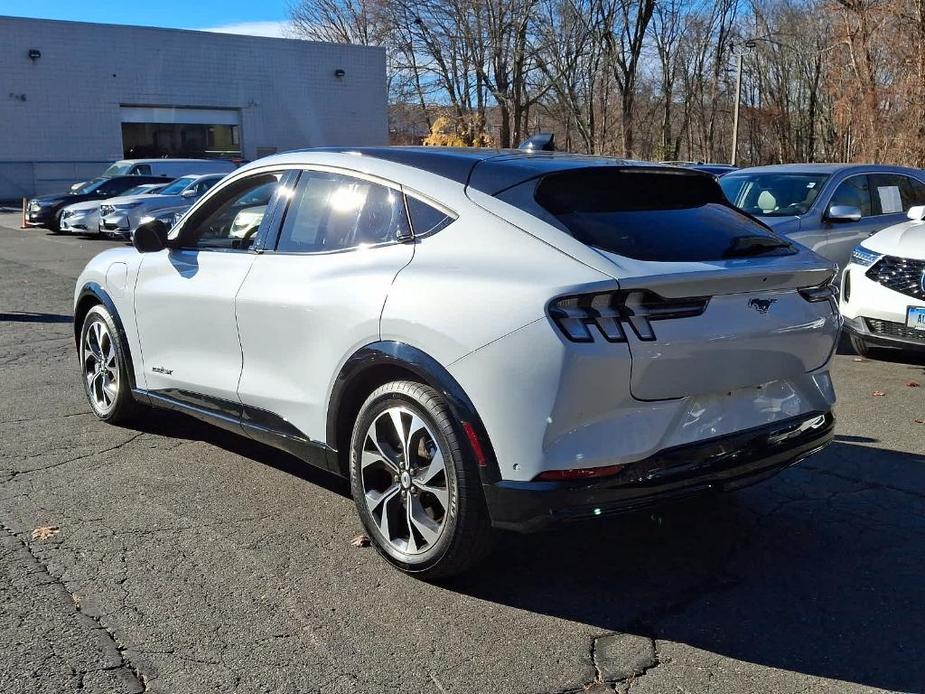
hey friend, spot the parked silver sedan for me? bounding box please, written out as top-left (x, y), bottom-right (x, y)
top-left (719, 164), bottom-right (925, 271)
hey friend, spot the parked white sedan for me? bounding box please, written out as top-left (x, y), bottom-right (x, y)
top-left (60, 183), bottom-right (168, 235)
top-left (98, 174), bottom-right (225, 238)
top-left (841, 205), bottom-right (925, 356)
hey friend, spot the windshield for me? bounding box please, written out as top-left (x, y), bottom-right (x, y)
top-left (122, 184), bottom-right (153, 196)
top-left (720, 173), bottom-right (830, 217)
top-left (158, 177), bottom-right (195, 195)
top-left (102, 162), bottom-right (133, 177)
top-left (73, 177), bottom-right (108, 194)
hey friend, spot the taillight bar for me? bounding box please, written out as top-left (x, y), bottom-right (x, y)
top-left (798, 277), bottom-right (839, 313)
top-left (548, 289), bottom-right (709, 343)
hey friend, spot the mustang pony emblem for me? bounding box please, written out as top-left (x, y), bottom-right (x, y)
top-left (748, 298), bottom-right (777, 314)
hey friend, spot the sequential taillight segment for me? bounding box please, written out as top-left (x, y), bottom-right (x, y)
top-left (548, 289), bottom-right (709, 343)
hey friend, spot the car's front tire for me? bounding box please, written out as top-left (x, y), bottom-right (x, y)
top-left (48, 211), bottom-right (64, 234)
top-left (79, 305), bottom-right (138, 423)
top-left (849, 334), bottom-right (872, 358)
top-left (349, 380), bottom-right (494, 579)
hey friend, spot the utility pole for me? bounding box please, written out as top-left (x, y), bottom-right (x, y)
top-left (731, 52), bottom-right (743, 167)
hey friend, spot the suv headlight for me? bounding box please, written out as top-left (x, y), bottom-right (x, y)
top-left (850, 244), bottom-right (881, 267)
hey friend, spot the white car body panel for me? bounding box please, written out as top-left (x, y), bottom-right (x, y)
top-left (74, 248), bottom-right (146, 385)
top-left (75, 148), bottom-right (840, 502)
top-left (449, 318), bottom-right (836, 481)
top-left (133, 250), bottom-right (255, 400)
top-left (236, 243), bottom-right (414, 441)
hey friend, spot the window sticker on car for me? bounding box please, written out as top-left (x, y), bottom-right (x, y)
top-left (878, 185), bottom-right (903, 213)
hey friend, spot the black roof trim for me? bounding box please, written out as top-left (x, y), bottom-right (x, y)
top-left (307, 146), bottom-right (675, 195)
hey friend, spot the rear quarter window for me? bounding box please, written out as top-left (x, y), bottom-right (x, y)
top-left (528, 168), bottom-right (795, 262)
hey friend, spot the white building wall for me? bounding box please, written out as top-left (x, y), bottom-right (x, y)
top-left (0, 16), bottom-right (387, 199)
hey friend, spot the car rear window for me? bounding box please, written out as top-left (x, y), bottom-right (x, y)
top-left (531, 168), bottom-right (795, 262)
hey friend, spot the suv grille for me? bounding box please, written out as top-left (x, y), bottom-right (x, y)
top-left (865, 318), bottom-right (925, 342)
top-left (866, 255), bottom-right (925, 300)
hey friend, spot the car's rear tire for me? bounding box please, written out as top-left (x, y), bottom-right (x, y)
top-left (79, 305), bottom-right (138, 424)
top-left (349, 380), bottom-right (494, 580)
top-left (849, 334), bottom-right (872, 358)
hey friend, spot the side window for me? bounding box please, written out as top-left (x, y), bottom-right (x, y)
top-left (179, 172), bottom-right (282, 251)
top-left (98, 179), bottom-right (133, 196)
top-left (406, 196), bottom-right (454, 236)
top-left (130, 164), bottom-right (152, 175)
top-left (195, 178), bottom-right (218, 195)
top-left (276, 172), bottom-right (408, 253)
top-left (829, 176), bottom-right (872, 218)
top-left (869, 174), bottom-right (911, 214)
top-left (908, 177), bottom-right (925, 206)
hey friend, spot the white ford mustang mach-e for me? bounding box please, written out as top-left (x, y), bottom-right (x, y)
top-left (74, 148), bottom-right (840, 578)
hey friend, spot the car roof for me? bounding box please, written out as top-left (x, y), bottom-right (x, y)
top-left (296, 146), bottom-right (671, 195)
top-left (101, 175), bottom-right (164, 182)
top-left (727, 163), bottom-right (925, 176)
top-left (113, 158), bottom-right (223, 164)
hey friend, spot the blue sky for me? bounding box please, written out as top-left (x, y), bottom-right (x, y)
top-left (0, 1), bottom-right (292, 36)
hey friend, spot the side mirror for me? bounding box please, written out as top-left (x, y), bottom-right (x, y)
top-left (907, 205), bottom-right (925, 221)
top-left (180, 188), bottom-right (197, 198)
top-left (133, 219), bottom-right (168, 253)
top-left (826, 205), bottom-right (862, 223)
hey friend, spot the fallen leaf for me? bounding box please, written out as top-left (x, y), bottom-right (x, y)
top-left (31, 526), bottom-right (59, 541)
top-left (907, 381), bottom-right (920, 388)
top-left (915, 419), bottom-right (925, 425)
top-left (351, 533), bottom-right (370, 548)
top-left (871, 391), bottom-right (887, 397)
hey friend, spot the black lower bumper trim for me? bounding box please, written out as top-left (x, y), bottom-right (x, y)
top-left (843, 317), bottom-right (925, 352)
top-left (484, 411), bottom-right (834, 532)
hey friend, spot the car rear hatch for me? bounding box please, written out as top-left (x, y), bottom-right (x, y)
top-left (521, 166), bottom-right (841, 401)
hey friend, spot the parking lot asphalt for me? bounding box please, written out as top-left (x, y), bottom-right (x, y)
top-left (0, 211), bottom-right (923, 694)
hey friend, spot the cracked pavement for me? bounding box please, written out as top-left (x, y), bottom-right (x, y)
top-left (0, 213), bottom-right (923, 694)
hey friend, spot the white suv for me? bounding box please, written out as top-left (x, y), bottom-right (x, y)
top-left (74, 148), bottom-right (840, 578)
top-left (840, 205), bottom-right (925, 355)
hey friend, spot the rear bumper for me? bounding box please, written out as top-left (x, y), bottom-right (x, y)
top-left (484, 410), bottom-right (834, 532)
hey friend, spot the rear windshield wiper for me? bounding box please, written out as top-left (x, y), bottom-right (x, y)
top-left (723, 235), bottom-right (792, 258)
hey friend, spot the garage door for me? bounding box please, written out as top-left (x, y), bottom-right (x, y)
top-left (120, 106), bottom-right (241, 159)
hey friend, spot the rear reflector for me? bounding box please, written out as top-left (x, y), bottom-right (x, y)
top-left (462, 421), bottom-right (487, 467)
top-left (535, 463), bottom-right (624, 481)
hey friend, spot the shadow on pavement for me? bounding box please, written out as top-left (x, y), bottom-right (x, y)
top-left (449, 441), bottom-right (925, 692)
top-left (0, 311), bottom-right (73, 324)
top-left (125, 407), bottom-right (924, 691)
top-left (124, 407), bottom-right (350, 498)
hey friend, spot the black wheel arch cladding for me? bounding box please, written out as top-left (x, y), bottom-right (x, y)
top-left (328, 341), bottom-right (501, 483)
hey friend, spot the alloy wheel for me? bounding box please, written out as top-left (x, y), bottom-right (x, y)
top-left (82, 319), bottom-right (119, 414)
top-left (360, 406), bottom-right (450, 555)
